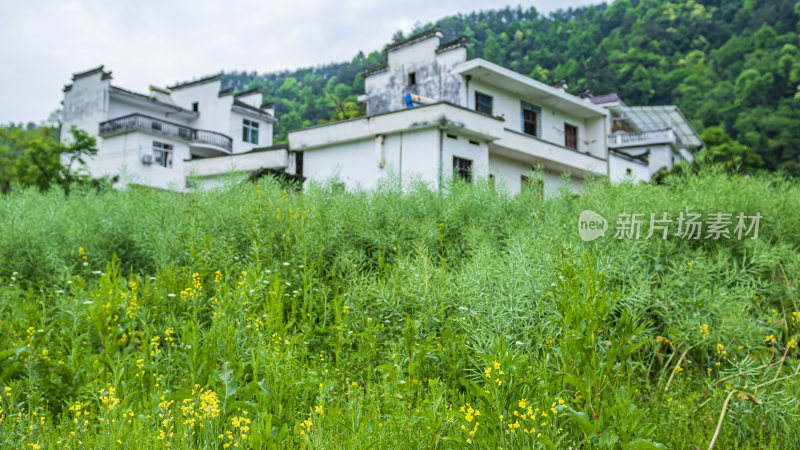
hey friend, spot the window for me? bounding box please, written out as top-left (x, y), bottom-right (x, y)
top-left (453, 156), bottom-right (472, 182)
top-left (295, 151), bottom-right (303, 177)
top-left (192, 102), bottom-right (199, 112)
top-left (626, 168), bottom-right (632, 175)
top-left (446, 133), bottom-right (458, 140)
top-left (153, 141), bottom-right (173, 168)
top-left (564, 123), bottom-right (578, 150)
top-left (521, 102), bottom-right (540, 137)
top-left (408, 72), bottom-right (416, 86)
top-left (475, 92), bottom-right (493, 115)
top-left (242, 119), bottom-right (259, 144)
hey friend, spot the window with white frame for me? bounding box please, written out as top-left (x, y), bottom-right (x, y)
top-left (242, 119), bottom-right (259, 144)
top-left (153, 141), bottom-right (173, 168)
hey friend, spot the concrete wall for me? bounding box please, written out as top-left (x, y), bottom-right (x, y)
top-left (609, 152), bottom-right (651, 182)
top-left (302, 128), bottom-right (444, 190)
top-left (488, 152), bottom-right (582, 195)
top-left (468, 80), bottom-right (605, 158)
top-left (229, 110), bottom-right (273, 154)
top-left (87, 131), bottom-right (190, 189)
top-left (185, 149), bottom-right (289, 178)
top-left (365, 34), bottom-right (466, 115)
top-left (61, 71), bottom-right (110, 142)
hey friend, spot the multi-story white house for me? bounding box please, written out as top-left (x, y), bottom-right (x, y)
top-left (289, 28), bottom-right (610, 194)
top-left (60, 66), bottom-right (283, 189)
top-left (62, 32), bottom-right (701, 192)
top-left (591, 92), bottom-right (702, 182)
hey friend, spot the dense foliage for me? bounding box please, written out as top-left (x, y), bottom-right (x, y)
top-left (0, 171), bottom-right (798, 448)
top-left (222, 0), bottom-right (800, 174)
top-left (0, 124), bottom-right (111, 194)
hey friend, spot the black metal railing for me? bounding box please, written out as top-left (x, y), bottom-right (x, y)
top-left (99, 113), bottom-right (232, 152)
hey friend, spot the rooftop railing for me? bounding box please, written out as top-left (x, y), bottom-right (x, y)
top-left (99, 113), bottom-right (232, 152)
top-left (608, 129), bottom-right (677, 147)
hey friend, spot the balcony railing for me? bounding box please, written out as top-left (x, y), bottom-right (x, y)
top-left (99, 113), bottom-right (232, 152)
top-left (608, 129), bottom-right (677, 148)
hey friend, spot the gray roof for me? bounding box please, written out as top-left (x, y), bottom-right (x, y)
top-left (621, 105), bottom-right (703, 148)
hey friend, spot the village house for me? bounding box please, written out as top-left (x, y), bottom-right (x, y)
top-left (60, 29), bottom-right (702, 191)
top-left (60, 66), bottom-right (289, 190)
top-left (591, 92), bottom-right (702, 182)
top-left (289, 28), bottom-right (609, 194)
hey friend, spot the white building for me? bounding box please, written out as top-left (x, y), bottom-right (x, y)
top-left (60, 66), bottom-right (291, 189)
top-left (591, 93), bottom-right (702, 182)
top-left (62, 35), bottom-right (701, 192)
top-left (288, 29), bottom-right (610, 194)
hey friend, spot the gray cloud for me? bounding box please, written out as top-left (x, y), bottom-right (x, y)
top-left (0, 0), bottom-right (603, 123)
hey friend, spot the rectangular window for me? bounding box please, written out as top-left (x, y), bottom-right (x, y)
top-left (192, 102), bottom-right (199, 112)
top-left (153, 141), bottom-right (173, 168)
top-left (475, 92), bottom-right (493, 115)
top-left (242, 119), bottom-right (259, 144)
top-left (521, 102), bottom-right (540, 137)
top-left (453, 156), bottom-right (472, 182)
top-left (408, 72), bottom-right (416, 86)
top-left (295, 151), bottom-right (303, 177)
top-left (565, 123), bottom-right (578, 150)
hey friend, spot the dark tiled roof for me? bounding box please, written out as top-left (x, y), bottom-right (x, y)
top-left (611, 147), bottom-right (650, 163)
top-left (218, 88), bottom-right (234, 97)
top-left (235, 86), bottom-right (262, 97)
top-left (110, 86), bottom-right (195, 115)
top-left (246, 143), bottom-right (289, 154)
top-left (168, 73), bottom-right (222, 90)
top-left (363, 64), bottom-right (388, 77)
top-left (72, 65), bottom-right (112, 81)
top-left (385, 27), bottom-right (441, 52)
top-left (232, 99), bottom-right (276, 121)
top-left (436, 36), bottom-right (468, 54)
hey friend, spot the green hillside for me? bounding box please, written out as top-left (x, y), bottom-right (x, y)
top-left (222, 0), bottom-right (800, 174)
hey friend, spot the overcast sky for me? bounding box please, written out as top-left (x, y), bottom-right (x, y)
top-left (0, 0), bottom-right (603, 124)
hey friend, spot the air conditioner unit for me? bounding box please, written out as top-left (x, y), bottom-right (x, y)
top-left (141, 154), bottom-right (153, 165)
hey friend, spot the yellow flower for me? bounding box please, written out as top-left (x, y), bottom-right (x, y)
top-left (518, 399), bottom-right (527, 409)
top-left (765, 334), bottom-right (777, 345)
top-left (493, 361), bottom-right (500, 370)
top-left (700, 324), bottom-right (710, 339)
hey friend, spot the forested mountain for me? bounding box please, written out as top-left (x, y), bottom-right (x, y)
top-left (221, 0), bottom-right (800, 174)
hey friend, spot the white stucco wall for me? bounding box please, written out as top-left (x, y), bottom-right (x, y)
top-left (88, 132), bottom-right (190, 189)
top-left (609, 153), bottom-right (651, 182)
top-left (61, 71), bottom-right (110, 141)
top-left (302, 128), bottom-right (444, 190)
top-left (468, 80), bottom-right (605, 158)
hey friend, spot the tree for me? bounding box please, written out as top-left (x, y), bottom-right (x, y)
top-left (1, 125), bottom-right (100, 193)
top-left (695, 126), bottom-right (763, 173)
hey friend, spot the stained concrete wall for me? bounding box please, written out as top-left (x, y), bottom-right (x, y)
top-left (61, 71), bottom-right (110, 142)
top-left (365, 34), bottom-right (467, 115)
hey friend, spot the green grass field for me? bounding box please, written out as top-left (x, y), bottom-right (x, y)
top-left (0, 171), bottom-right (798, 448)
